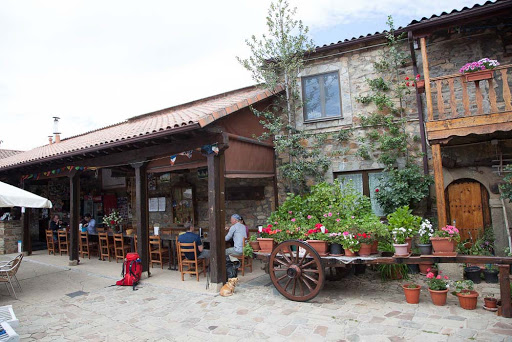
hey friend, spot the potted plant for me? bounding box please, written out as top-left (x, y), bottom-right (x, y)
top-left (417, 219), bottom-right (434, 255)
top-left (258, 224), bottom-right (278, 253)
top-left (431, 225), bottom-right (460, 256)
top-left (355, 233), bottom-right (374, 256)
top-left (249, 235), bottom-right (260, 252)
top-left (391, 227), bottom-right (410, 257)
top-left (426, 271), bottom-right (450, 306)
top-left (328, 232), bottom-right (343, 255)
top-left (243, 241), bottom-right (254, 258)
top-left (464, 265), bottom-right (482, 284)
top-left (483, 294), bottom-right (497, 309)
top-left (459, 58), bottom-right (500, 82)
top-left (402, 283), bottom-right (421, 304)
top-left (341, 232), bottom-right (360, 256)
top-left (103, 210), bottom-right (123, 232)
top-left (453, 280), bottom-right (479, 310)
top-left (483, 264), bottom-right (499, 283)
top-left (304, 223), bottom-right (329, 255)
top-left (405, 74), bottom-right (424, 93)
top-left (387, 206), bottom-right (421, 254)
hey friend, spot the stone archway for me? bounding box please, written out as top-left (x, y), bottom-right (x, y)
top-left (445, 178), bottom-right (491, 241)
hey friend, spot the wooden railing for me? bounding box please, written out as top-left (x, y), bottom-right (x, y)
top-left (428, 64), bottom-right (512, 121)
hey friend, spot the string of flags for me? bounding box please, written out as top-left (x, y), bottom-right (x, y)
top-left (170, 143), bottom-right (219, 165)
top-left (21, 166), bottom-right (89, 181)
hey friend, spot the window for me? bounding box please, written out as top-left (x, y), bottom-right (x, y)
top-left (302, 71), bottom-right (342, 121)
top-left (336, 170), bottom-right (387, 216)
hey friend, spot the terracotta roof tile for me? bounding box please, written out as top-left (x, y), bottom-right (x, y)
top-left (0, 149), bottom-right (23, 160)
top-left (0, 85), bottom-right (282, 170)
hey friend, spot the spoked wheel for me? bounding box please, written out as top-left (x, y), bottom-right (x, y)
top-left (269, 240), bottom-right (324, 302)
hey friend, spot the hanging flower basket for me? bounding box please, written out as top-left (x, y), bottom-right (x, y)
top-left (463, 70), bottom-right (494, 82)
top-left (415, 80), bottom-right (425, 93)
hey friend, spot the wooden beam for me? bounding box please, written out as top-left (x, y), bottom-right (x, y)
top-left (499, 265), bottom-right (512, 318)
top-left (132, 161), bottom-right (150, 274)
top-left (208, 150), bottom-right (227, 284)
top-left (22, 208), bottom-right (31, 256)
top-left (69, 171), bottom-right (80, 265)
top-left (420, 37), bottom-right (434, 121)
top-left (432, 144), bottom-right (447, 228)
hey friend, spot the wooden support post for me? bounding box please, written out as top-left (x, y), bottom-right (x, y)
top-left (69, 171), bottom-right (80, 265)
top-left (208, 150), bottom-right (226, 284)
top-left (420, 36), bottom-right (434, 122)
top-left (499, 265), bottom-right (512, 318)
top-left (22, 209), bottom-right (31, 255)
top-left (132, 162), bottom-right (150, 274)
top-left (431, 144), bottom-right (447, 228)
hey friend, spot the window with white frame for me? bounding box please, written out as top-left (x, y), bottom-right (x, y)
top-left (336, 170), bottom-right (387, 216)
top-left (302, 71), bottom-right (342, 121)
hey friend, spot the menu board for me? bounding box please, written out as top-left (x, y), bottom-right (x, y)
top-left (117, 196), bottom-right (129, 222)
top-left (149, 197), bottom-right (166, 212)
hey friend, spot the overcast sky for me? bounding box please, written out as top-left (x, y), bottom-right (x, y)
top-left (0, 0), bottom-right (486, 150)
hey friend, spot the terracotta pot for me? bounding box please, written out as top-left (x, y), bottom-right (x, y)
top-left (306, 240), bottom-right (328, 256)
top-left (257, 238), bottom-right (275, 253)
top-left (428, 288), bottom-right (449, 306)
top-left (249, 241), bottom-right (260, 252)
top-left (416, 80), bottom-right (425, 93)
top-left (405, 237), bottom-right (412, 254)
top-left (419, 263), bottom-right (436, 275)
top-left (463, 69), bottom-right (494, 82)
top-left (484, 297), bottom-right (497, 309)
top-left (371, 240), bottom-right (379, 254)
top-left (456, 290), bottom-right (479, 310)
top-left (359, 243), bottom-right (372, 256)
top-left (393, 243), bottom-right (409, 256)
top-left (344, 249), bottom-right (356, 257)
top-left (430, 237), bottom-right (456, 255)
top-left (403, 284), bottom-right (421, 304)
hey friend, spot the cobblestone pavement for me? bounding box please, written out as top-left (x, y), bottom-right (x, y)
top-left (2, 257), bottom-right (512, 341)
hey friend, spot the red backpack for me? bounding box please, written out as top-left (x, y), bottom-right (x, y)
top-left (116, 253), bottom-right (142, 290)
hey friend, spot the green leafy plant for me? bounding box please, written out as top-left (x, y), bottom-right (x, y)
top-left (386, 206), bottom-right (421, 240)
top-left (452, 280), bottom-right (474, 295)
top-left (500, 165), bottom-right (512, 202)
top-left (243, 241), bottom-right (254, 258)
top-left (377, 264), bottom-right (409, 281)
top-left (426, 271), bottom-right (449, 291)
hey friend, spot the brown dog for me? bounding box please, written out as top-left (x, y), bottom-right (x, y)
top-left (219, 277), bottom-right (239, 297)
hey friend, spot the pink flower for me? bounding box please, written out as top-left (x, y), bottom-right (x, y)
top-left (343, 231), bottom-right (350, 236)
top-left (291, 218), bottom-right (296, 222)
top-left (288, 211), bottom-right (293, 214)
top-left (426, 268), bottom-right (431, 272)
top-left (307, 215), bottom-right (312, 219)
top-left (426, 272), bottom-right (434, 279)
top-left (328, 212), bottom-right (333, 217)
top-left (436, 275), bottom-right (441, 279)
top-left (323, 214), bottom-right (328, 217)
top-left (444, 276), bottom-right (449, 280)
top-left (375, 188), bottom-right (379, 193)
top-left (336, 218), bottom-right (341, 222)
top-left (351, 216), bottom-right (355, 219)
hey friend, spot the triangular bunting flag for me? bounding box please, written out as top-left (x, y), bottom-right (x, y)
top-left (170, 155), bottom-right (177, 165)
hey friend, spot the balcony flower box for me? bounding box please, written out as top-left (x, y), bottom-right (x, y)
top-left (463, 70), bottom-right (494, 82)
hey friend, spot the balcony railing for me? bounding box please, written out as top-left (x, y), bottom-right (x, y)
top-left (427, 64), bottom-right (512, 121)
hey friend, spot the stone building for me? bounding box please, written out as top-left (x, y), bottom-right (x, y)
top-left (284, 1), bottom-right (512, 252)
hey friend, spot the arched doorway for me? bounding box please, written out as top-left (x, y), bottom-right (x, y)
top-left (445, 179), bottom-right (491, 241)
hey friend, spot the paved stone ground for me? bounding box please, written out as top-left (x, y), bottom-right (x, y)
top-left (2, 256), bottom-right (512, 341)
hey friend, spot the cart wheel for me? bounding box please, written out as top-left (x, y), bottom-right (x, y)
top-left (269, 240), bottom-right (324, 302)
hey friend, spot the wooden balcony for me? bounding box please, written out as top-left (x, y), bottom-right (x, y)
top-left (425, 64), bottom-right (512, 142)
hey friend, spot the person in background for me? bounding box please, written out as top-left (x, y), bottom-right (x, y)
top-left (49, 214), bottom-right (61, 241)
top-left (225, 214), bottom-right (247, 255)
top-left (83, 213), bottom-right (96, 234)
top-left (240, 216), bottom-right (249, 239)
top-left (178, 222), bottom-right (209, 261)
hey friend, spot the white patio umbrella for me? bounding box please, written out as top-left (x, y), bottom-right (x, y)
top-left (0, 181), bottom-right (52, 208)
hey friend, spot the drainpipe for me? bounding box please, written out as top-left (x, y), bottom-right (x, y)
top-left (501, 197), bottom-right (511, 251)
top-left (408, 31), bottom-right (432, 214)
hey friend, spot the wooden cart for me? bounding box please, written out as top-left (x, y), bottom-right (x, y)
top-left (254, 240), bottom-right (512, 317)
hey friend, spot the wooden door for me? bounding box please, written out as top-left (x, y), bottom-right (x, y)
top-left (446, 180), bottom-right (490, 241)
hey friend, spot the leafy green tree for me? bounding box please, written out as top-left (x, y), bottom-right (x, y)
top-left (237, 0), bottom-right (329, 194)
top-left (500, 165), bottom-right (512, 202)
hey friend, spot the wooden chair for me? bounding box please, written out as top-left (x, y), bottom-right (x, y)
top-left (176, 237), bottom-right (206, 281)
top-left (57, 230), bottom-right (69, 256)
top-left (98, 232), bottom-right (114, 261)
top-left (45, 230), bottom-right (58, 255)
top-left (232, 237), bottom-right (252, 276)
top-left (149, 235), bottom-right (168, 269)
top-left (113, 233), bottom-right (131, 263)
top-left (79, 232), bottom-right (97, 259)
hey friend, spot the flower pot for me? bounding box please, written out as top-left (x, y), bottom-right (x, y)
top-left (359, 243), bottom-right (372, 256)
top-left (419, 263), bottom-right (434, 275)
top-left (257, 238), bottom-right (275, 253)
top-left (415, 80), bottom-right (425, 93)
top-left (464, 266), bottom-right (482, 284)
top-left (345, 249), bottom-right (356, 257)
top-left (393, 243), bottom-right (409, 256)
top-left (463, 70), bottom-right (494, 82)
top-left (417, 243), bottom-right (432, 255)
top-left (249, 241), bottom-right (260, 252)
top-left (330, 243), bottom-right (343, 255)
top-left (371, 240), bottom-right (379, 254)
top-left (456, 290), bottom-right (479, 310)
top-left (430, 237), bottom-right (456, 256)
top-left (306, 240), bottom-right (328, 256)
top-left (428, 288), bottom-right (449, 306)
top-left (403, 284), bottom-right (421, 304)
top-left (483, 268), bottom-right (499, 283)
top-left (484, 297), bottom-right (497, 309)
top-left (405, 237), bottom-right (412, 254)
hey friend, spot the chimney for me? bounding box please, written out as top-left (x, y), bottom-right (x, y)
top-left (48, 136), bottom-right (53, 145)
top-left (53, 117), bottom-right (61, 143)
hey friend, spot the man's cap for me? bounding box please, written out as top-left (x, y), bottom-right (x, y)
top-left (231, 214), bottom-right (242, 220)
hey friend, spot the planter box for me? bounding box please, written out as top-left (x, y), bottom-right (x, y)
top-left (463, 70), bottom-right (494, 82)
top-left (257, 238), bottom-right (275, 253)
top-left (306, 240), bottom-right (328, 256)
top-left (416, 80), bottom-right (425, 93)
top-left (430, 237), bottom-right (457, 256)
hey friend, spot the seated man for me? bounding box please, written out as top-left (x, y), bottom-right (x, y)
top-left (178, 223), bottom-right (209, 260)
top-left (225, 214), bottom-right (247, 256)
top-left (83, 213), bottom-right (96, 234)
top-left (49, 214), bottom-right (62, 241)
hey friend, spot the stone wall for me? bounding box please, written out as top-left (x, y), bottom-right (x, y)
top-left (0, 221), bottom-right (22, 254)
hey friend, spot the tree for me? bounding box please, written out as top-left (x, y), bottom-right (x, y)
top-left (237, 0), bottom-right (329, 194)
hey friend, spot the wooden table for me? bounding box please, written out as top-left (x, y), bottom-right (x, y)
top-left (254, 240), bottom-right (512, 317)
